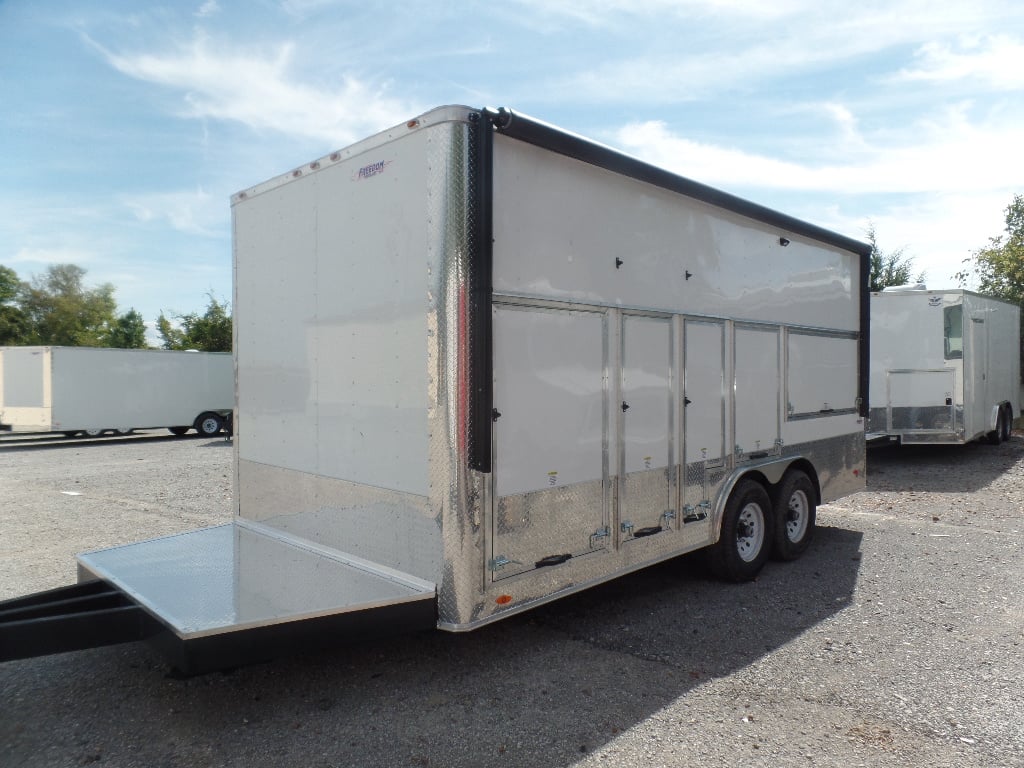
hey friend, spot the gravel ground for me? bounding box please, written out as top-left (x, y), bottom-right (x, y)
top-left (0, 431), bottom-right (1021, 768)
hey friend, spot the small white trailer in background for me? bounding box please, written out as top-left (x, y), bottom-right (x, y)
top-left (0, 346), bottom-right (233, 437)
top-left (0, 106), bottom-right (871, 673)
top-left (868, 287), bottom-right (1020, 445)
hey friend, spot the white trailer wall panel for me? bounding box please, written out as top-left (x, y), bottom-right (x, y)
top-left (492, 136), bottom-right (858, 331)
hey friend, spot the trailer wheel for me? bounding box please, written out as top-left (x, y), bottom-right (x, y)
top-left (62, 431), bottom-right (81, 438)
top-left (771, 471), bottom-right (816, 561)
top-left (168, 426), bottom-right (190, 436)
top-left (987, 409), bottom-right (1004, 445)
top-left (708, 479), bottom-right (772, 582)
top-left (113, 428), bottom-right (133, 436)
top-left (84, 428), bottom-right (104, 437)
top-left (195, 412), bottom-right (223, 437)
top-left (1001, 406), bottom-right (1013, 441)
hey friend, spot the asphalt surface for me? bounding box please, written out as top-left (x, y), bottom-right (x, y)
top-left (0, 431), bottom-right (1021, 767)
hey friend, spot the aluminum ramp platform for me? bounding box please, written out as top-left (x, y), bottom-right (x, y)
top-left (3, 523), bottom-right (436, 674)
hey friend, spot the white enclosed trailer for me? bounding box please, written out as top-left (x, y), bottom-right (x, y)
top-left (0, 106), bottom-right (870, 673)
top-left (0, 346), bottom-right (233, 437)
top-left (868, 287), bottom-right (1020, 445)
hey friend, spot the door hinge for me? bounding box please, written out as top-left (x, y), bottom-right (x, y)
top-left (589, 526), bottom-right (611, 548)
top-left (683, 500), bottom-right (710, 523)
top-left (488, 555), bottom-right (522, 572)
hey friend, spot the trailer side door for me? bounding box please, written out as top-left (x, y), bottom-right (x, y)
top-left (490, 303), bottom-right (609, 580)
top-left (619, 314), bottom-right (673, 539)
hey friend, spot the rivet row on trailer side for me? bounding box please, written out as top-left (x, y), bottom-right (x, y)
top-left (0, 106), bottom-right (871, 674)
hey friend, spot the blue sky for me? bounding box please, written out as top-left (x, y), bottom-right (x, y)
top-left (2, 0), bottom-right (1022, 337)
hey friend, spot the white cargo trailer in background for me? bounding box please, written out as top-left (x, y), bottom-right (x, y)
top-left (0, 106), bottom-right (871, 673)
top-left (868, 288), bottom-right (1020, 445)
top-left (0, 346), bottom-right (233, 437)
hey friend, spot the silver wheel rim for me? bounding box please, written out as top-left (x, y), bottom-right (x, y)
top-left (736, 502), bottom-right (765, 562)
top-left (785, 489), bottom-right (810, 543)
top-left (85, 429), bottom-right (103, 437)
top-left (201, 418), bottom-right (219, 434)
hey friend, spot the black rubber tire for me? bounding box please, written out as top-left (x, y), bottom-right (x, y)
top-left (1001, 406), bottom-right (1013, 441)
top-left (168, 426), bottom-right (190, 436)
top-left (707, 479), bottom-right (773, 582)
top-left (62, 431), bottom-right (81, 438)
top-left (195, 412), bottom-right (223, 437)
top-left (771, 470), bottom-right (816, 561)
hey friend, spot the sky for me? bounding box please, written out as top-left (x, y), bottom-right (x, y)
top-left (2, 0), bottom-right (1023, 338)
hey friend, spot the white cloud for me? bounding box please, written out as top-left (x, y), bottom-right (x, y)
top-left (536, 2), bottom-right (1024, 103)
top-left (613, 104), bottom-right (1024, 196)
top-left (896, 35), bottom-right (1024, 90)
top-left (93, 35), bottom-right (418, 145)
top-left (511, 0), bottom-right (811, 26)
top-left (10, 247), bottom-right (99, 268)
top-left (124, 188), bottom-right (223, 237)
top-left (195, 1), bottom-right (220, 19)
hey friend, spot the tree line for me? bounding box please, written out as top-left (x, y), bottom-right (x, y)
top-left (853, 195), bottom-right (1024, 302)
top-left (0, 263), bottom-right (231, 352)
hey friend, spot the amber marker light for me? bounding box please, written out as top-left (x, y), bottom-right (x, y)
top-left (495, 595), bottom-right (513, 605)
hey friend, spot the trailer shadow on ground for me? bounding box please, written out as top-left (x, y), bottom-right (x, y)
top-left (0, 524), bottom-right (863, 768)
top-left (866, 436), bottom-right (1023, 493)
top-left (0, 431), bottom-right (224, 451)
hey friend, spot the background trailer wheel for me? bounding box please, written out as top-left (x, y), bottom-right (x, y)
top-left (195, 412), bottom-right (224, 437)
top-left (771, 470), bottom-right (816, 561)
top-left (708, 479), bottom-right (773, 582)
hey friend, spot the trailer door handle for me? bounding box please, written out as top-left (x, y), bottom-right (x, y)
top-left (535, 554), bottom-right (572, 568)
top-left (684, 396), bottom-right (692, 407)
top-left (621, 401), bottom-right (630, 412)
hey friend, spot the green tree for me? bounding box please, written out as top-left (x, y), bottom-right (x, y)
top-left (157, 295), bottom-right (232, 352)
top-left (19, 264), bottom-right (117, 346)
top-left (0, 264), bottom-right (29, 344)
top-left (957, 194), bottom-right (1024, 305)
top-left (867, 223), bottom-right (925, 292)
top-left (105, 308), bottom-right (148, 348)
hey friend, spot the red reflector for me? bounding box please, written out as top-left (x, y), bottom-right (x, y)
top-left (496, 595), bottom-right (512, 605)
